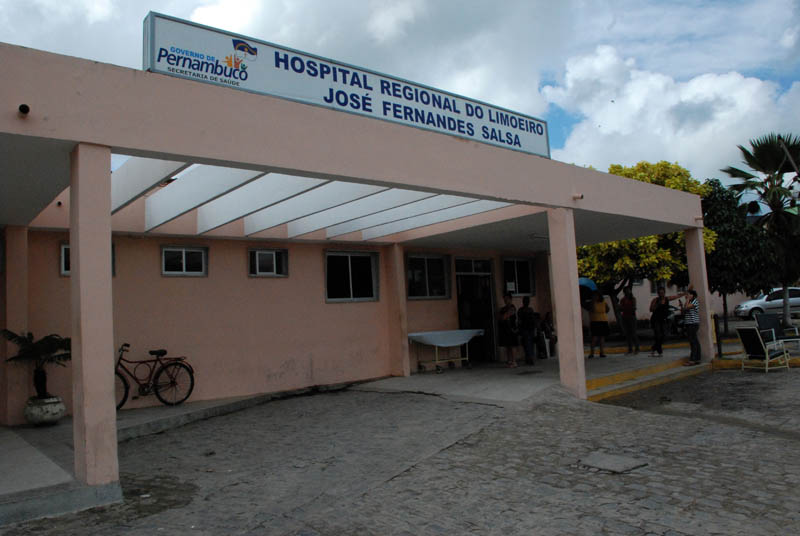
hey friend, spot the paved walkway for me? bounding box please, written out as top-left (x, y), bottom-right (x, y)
top-left (3, 356), bottom-right (799, 535)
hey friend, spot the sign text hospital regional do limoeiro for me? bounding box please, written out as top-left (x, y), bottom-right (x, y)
top-left (143, 13), bottom-right (550, 159)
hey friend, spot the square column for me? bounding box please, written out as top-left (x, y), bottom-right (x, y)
top-left (685, 227), bottom-right (714, 361)
top-left (385, 243), bottom-right (410, 376)
top-left (70, 143), bottom-right (118, 485)
top-left (1, 226), bottom-right (31, 425)
top-left (546, 208), bottom-right (587, 399)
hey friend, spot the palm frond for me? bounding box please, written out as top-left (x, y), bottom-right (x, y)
top-left (1, 329), bottom-right (32, 347)
top-left (721, 166), bottom-right (756, 180)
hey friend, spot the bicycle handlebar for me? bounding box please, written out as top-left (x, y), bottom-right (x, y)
top-left (120, 343), bottom-right (130, 352)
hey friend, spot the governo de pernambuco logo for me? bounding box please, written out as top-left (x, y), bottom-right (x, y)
top-left (228, 39), bottom-right (258, 70)
top-left (156, 38), bottom-right (257, 84)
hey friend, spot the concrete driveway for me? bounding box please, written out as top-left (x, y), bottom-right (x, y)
top-left (3, 364), bottom-right (800, 536)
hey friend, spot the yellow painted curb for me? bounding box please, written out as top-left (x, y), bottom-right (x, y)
top-left (586, 359), bottom-right (686, 391)
top-left (588, 363), bottom-right (710, 402)
top-left (712, 357), bottom-right (800, 370)
top-left (583, 338), bottom-right (739, 356)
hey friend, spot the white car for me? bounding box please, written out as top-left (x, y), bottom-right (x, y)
top-left (734, 288), bottom-right (800, 318)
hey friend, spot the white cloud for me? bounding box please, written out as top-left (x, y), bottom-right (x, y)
top-left (781, 26), bottom-right (798, 49)
top-left (0, 0), bottom-right (797, 177)
top-left (189, 0), bottom-right (264, 34)
top-left (366, 0), bottom-right (425, 44)
top-left (544, 45), bottom-right (799, 181)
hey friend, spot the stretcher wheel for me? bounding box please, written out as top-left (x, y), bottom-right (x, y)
top-left (435, 365), bottom-right (443, 374)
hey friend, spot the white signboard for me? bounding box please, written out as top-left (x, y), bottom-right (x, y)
top-left (143, 13), bottom-right (550, 158)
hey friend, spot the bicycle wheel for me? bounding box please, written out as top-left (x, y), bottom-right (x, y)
top-left (154, 362), bottom-right (194, 406)
top-left (115, 371), bottom-right (129, 410)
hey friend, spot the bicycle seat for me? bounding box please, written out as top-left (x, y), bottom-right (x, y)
top-left (148, 349), bottom-right (168, 357)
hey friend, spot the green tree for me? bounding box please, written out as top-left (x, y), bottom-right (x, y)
top-left (702, 179), bottom-right (777, 334)
top-left (578, 161), bottom-right (716, 327)
top-left (722, 133), bottom-right (800, 325)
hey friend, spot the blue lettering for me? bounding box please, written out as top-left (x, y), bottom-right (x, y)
top-left (391, 82), bottom-right (402, 99)
top-left (274, 51), bottom-right (289, 70)
top-left (319, 63), bottom-right (332, 79)
top-left (306, 60), bottom-right (318, 77)
top-left (290, 56), bottom-right (305, 73)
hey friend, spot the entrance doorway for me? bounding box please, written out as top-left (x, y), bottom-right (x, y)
top-left (455, 258), bottom-right (496, 363)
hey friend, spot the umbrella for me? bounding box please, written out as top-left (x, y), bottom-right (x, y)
top-left (578, 277), bottom-right (598, 308)
top-left (578, 277), bottom-right (598, 291)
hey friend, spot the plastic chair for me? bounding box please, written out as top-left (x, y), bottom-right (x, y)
top-left (755, 313), bottom-right (799, 344)
top-left (736, 326), bottom-right (790, 373)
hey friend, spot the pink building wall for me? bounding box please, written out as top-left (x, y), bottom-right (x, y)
top-left (23, 231), bottom-right (552, 412)
top-left (27, 231), bottom-right (396, 411)
top-left (21, 230), bottom-right (550, 408)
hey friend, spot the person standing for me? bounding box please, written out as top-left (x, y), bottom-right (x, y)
top-left (517, 296), bottom-right (539, 365)
top-left (619, 287), bottom-right (640, 355)
top-left (539, 311), bottom-right (556, 358)
top-left (588, 291), bottom-right (610, 359)
top-left (498, 292), bottom-right (519, 368)
top-left (682, 289), bottom-right (701, 365)
top-left (648, 287), bottom-right (681, 357)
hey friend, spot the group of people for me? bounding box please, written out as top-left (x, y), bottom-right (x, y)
top-left (497, 293), bottom-right (556, 368)
top-left (587, 286), bottom-right (702, 365)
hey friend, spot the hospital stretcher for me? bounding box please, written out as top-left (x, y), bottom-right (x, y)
top-left (407, 329), bottom-right (484, 373)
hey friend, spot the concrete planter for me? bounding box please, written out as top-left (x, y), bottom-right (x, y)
top-left (23, 396), bottom-right (67, 426)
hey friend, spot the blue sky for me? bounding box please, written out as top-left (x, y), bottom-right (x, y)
top-left (0, 0), bottom-right (798, 181)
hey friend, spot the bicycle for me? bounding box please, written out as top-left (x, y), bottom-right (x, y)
top-left (115, 343), bottom-right (195, 410)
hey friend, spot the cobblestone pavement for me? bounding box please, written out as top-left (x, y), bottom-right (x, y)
top-left (4, 370), bottom-right (800, 535)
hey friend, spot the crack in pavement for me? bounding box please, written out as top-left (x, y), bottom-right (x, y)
top-left (646, 407), bottom-right (800, 442)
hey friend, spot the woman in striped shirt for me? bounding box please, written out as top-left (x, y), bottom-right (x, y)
top-left (681, 289), bottom-right (701, 366)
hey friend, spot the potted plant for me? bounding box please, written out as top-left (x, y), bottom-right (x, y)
top-left (2, 329), bottom-right (71, 425)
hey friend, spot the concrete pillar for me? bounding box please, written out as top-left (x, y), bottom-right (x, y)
top-left (69, 143), bottom-right (118, 485)
top-left (685, 227), bottom-right (714, 361)
top-left (1, 226), bottom-right (31, 425)
top-left (385, 243), bottom-right (410, 376)
top-left (546, 208), bottom-right (587, 399)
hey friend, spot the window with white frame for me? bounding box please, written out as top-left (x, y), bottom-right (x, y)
top-left (60, 243), bottom-right (115, 276)
top-left (503, 258), bottom-right (534, 295)
top-left (248, 249), bottom-right (288, 277)
top-left (407, 254), bottom-right (449, 298)
top-left (162, 246), bottom-right (207, 276)
top-left (326, 251), bottom-right (378, 302)
top-left (60, 243), bottom-right (70, 276)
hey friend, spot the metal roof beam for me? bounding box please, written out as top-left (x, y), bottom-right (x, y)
top-left (325, 194), bottom-right (476, 238)
top-left (362, 200), bottom-right (511, 240)
top-left (111, 156), bottom-right (189, 213)
top-left (286, 188), bottom-right (436, 238)
top-left (197, 173), bottom-right (326, 234)
top-left (245, 182), bottom-right (387, 236)
top-left (145, 165), bottom-right (263, 231)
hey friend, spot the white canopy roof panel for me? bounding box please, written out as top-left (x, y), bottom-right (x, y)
top-left (244, 181), bottom-right (387, 236)
top-left (198, 173), bottom-right (326, 234)
top-left (361, 200), bottom-right (511, 240)
top-left (145, 164), bottom-right (263, 231)
top-left (286, 188), bottom-right (436, 238)
top-left (325, 194), bottom-right (476, 238)
top-left (111, 156), bottom-right (189, 213)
